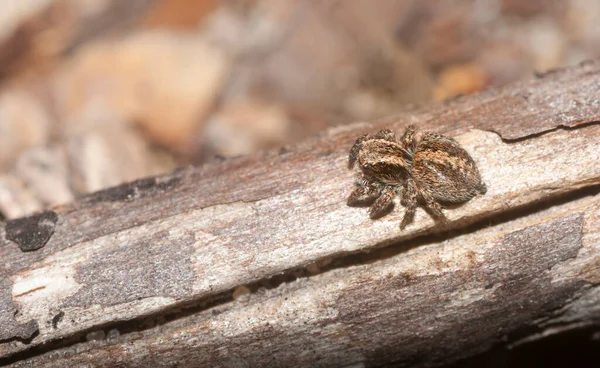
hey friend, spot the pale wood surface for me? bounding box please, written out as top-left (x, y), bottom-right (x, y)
top-left (1, 60), bottom-right (600, 366)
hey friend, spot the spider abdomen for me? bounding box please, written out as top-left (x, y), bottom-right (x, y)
top-left (412, 136), bottom-right (486, 203)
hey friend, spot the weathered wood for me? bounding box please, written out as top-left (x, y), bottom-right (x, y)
top-left (10, 189), bottom-right (600, 367)
top-left (1, 60), bottom-right (600, 366)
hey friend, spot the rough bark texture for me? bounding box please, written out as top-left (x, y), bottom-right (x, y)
top-left (1, 60), bottom-right (600, 367)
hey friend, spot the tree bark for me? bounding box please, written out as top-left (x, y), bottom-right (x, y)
top-left (1, 60), bottom-right (600, 367)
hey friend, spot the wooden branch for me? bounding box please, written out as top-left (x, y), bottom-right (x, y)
top-left (2, 60), bottom-right (600, 366)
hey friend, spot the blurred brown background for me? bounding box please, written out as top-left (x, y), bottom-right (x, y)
top-left (1, 0), bottom-right (598, 220)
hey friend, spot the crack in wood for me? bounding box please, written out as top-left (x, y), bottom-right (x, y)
top-left (494, 120), bottom-right (600, 144)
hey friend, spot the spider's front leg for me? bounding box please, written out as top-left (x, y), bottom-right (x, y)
top-left (369, 186), bottom-right (395, 219)
top-left (347, 178), bottom-right (381, 205)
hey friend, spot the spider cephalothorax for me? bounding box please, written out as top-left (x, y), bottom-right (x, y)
top-left (348, 125), bottom-right (487, 228)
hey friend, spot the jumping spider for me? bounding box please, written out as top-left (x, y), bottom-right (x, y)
top-left (348, 125), bottom-right (487, 229)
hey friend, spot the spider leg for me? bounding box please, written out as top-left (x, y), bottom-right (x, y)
top-left (419, 189), bottom-right (449, 225)
top-left (369, 186), bottom-right (395, 219)
top-left (477, 182), bottom-right (487, 195)
top-left (400, 125), bottom-right (417, 153)
top-left (375, 129), bottom-right (396, 142)
top-left (349, 133), bottom-right (372, 169)
top-left (400, 179), bottom-right (417, 229)
top-left (347, 179), bottom-right (381, 205)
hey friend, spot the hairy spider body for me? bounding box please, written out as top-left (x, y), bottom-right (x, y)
top-left (348, 126), bottom-right (486, 228)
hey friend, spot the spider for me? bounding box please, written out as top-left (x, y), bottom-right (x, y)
top-left (347, 125), bottom-right (487, 229)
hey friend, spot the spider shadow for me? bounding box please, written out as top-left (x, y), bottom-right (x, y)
top-left (421, 200), bottom-right (472, 228)
top-left (346, 196), bottom-right (396, 219)
top-left (347, 193), bottom-right (475, 224)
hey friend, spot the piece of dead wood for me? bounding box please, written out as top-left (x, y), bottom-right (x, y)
top-left (1, 60), bottom-right (600, 366)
